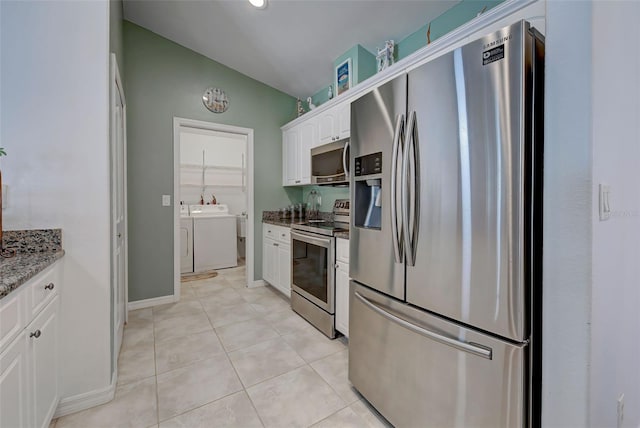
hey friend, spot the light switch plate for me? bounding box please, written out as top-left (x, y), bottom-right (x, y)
top-left (162, 194), bottom-right (171, 207)
top-left (599, 184), bottom-right (611, 221)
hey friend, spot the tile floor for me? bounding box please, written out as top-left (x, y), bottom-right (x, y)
top-left (52, 266), bottom-right (391, 428)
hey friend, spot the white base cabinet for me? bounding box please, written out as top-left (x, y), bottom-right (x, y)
top-left (0, 262), bottom-right (60, 428)
top-left (335, 238), bottom-right (350, 337)
top-left (263, 224), bottom-right (291, 297)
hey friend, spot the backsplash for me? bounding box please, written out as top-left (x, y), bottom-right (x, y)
top-left (302, 186), bottom-right (350, 212)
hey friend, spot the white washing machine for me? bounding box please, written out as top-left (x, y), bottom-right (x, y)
top-left (180, 205), bottom-right (193, 274)
top-left (190, 204), bottom-right (238, 271)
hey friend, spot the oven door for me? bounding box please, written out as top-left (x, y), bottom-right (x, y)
top-left (291, 230), bottom-right (335, 313)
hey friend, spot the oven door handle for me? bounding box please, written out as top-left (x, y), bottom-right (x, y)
top-left (290, 230), bottom-right (333, 248)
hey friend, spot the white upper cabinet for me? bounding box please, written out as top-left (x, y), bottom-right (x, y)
top-left (282, 99), bottom-right (350, 187)
top-left (318, 102), bottom-right (351, 145)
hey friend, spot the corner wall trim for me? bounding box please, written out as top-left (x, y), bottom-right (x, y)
top-left (54, 372), bottom-right (117, 418)
top-left (127, 294), bottom-right (177, 310)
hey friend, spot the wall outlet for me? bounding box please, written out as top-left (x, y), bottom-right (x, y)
top-left (617, 393), bottom-right (624, 428)
top-left (162, 195), bottom-right (171, 207)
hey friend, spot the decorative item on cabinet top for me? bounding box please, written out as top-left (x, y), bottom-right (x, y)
top-left (202, 87), bottom-right (229, 113)
top-left (376, 40), bottom-right (395, 72)
top-left (335, 58), bottom-right (351, 96)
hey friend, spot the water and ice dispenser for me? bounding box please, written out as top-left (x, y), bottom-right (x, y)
top-left (353, 152), bottom-right (383, 230)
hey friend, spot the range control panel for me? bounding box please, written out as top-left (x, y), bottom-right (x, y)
top-left (354, 152), bottom-right (382, 176)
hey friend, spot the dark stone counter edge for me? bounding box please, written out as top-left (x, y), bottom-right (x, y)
top-left (0, 250), bottom-right (65, 300)
top-left (262, 219), bottom-right (350, 240)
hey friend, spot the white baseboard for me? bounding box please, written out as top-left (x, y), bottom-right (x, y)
top-left (54, 372), bottom-right (117, 418)
top-left (250, 279), bottom-right (267, 288)
top-left (127, 294), bottom-right (176, 310)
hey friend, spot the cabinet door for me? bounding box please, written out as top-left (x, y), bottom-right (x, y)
top-left (337, 102), bottom-right (351, 140)
top-left (335, 262), bottom-right (350, 337)
top-left (0, 334), bottom-right (28, 428)
top-left (28, 296), bottom-right (58, 428)
top-left (318, 109), bottom-right (336, 144)
top-left (263, 238), bottom-right (276, 285)
top-left (277, 244), bottom-right (291, 297)
top-left (283, 128), bottom-right (299, 186)
top-left (298, 120), bottom-right (315, 184)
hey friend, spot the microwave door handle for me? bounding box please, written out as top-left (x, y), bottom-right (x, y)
top-left (390, 114), bottom-right (405, 264)
top-left (342, 140), bottom-right (349, 178)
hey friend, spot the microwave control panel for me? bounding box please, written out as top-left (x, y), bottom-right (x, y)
top-left (354, 152), bottom-right (382, 176)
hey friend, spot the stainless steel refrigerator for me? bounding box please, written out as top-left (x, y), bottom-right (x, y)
top-left (349, 21), bottom-right (544, 427)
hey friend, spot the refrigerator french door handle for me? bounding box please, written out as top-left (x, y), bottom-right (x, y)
top-left (390, 114), bottom-right (405, 264)
top-left (354, 291), bottom-right (493, 360)
top-left (402, 110), bottom-right (418, 266)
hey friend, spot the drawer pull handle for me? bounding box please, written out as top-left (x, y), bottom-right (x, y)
top-left (44, 283), bottom-right (55, 290)
top-left (30, 330), bottom-right (41, 339)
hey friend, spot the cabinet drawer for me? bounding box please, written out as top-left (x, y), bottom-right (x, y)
top-left (263, 224), bottom-right (277, 240)
top-left (0, 293), bottom-right (24, 352)
top-left (29, 265), bottom-right (59, 319)
top-left (275, 227), bottom-right (290, 244)
top-left (336, 238), bottom-right (349, 263)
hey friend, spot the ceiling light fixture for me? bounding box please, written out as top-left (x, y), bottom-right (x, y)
top-left (248, 0), bottom-right (267, 9)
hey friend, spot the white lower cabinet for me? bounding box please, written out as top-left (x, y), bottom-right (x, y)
top-left (0, 262), bottom-right (60, 428)
top-left (0, 332), bottom-right (28, 428)
top-left (335, 238), bottom-right (350, 337)
top-left (262, 223), bottom-right (291, 297)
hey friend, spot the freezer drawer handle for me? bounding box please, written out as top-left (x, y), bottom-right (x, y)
top-left (354, 291), bottom-right (492, 360)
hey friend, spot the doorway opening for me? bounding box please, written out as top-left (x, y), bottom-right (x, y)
top-left (173, 118), bottom-right (254, 300)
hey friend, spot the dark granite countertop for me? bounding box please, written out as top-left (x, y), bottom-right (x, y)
top-left (0, 229), bottom-right (64, 300)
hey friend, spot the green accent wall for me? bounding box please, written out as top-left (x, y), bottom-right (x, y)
top-left (123, 21), bottom-right (297, 301)
top-left (397, 0), bottom-right (505, 60)
top-left (310, 0), bottom-right (505, 109)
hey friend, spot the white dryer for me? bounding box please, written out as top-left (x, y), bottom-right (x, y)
top-left (180, 205), bottom-right (193, 274)
top-left (190, 204), bottom-right (238, 271)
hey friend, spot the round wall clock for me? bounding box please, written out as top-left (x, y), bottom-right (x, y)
top-left (202, 87), bottom-right (229, 113)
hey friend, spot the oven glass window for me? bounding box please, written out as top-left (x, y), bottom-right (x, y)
top-left (292, 239), bottom-right (328, 303)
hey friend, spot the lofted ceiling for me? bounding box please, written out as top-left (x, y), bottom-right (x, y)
top-left (123, 0), bottom-right (460, 99)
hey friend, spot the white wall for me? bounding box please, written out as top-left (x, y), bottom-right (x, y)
top-left (542, 1), bottom-right (593, 425)
top-left (0, 0), bottom-right (112, 402)
top-left (590, 2), bottom-right (640, 427)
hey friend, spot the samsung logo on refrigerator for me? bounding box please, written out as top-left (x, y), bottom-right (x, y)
top-left (483, 34), bottom-right (512, 49)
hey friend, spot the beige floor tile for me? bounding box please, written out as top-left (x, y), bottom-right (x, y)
top-left (178, 286), bottom-right (198, 300)
top-left (154, 312), bottom-right (212, 343)
top-left (158, 391), bottom-right (263, 428)
top-left (199, 288), bottom-right (245, 308)
top-left (56, 377), bottom-right (157, 428)
top-left (215, 318), bottom-right (280, 352)
top-left (228, 337), bottom-right (305, 387)
top-left (117, 339), bottom-right (156, 386)
top-left (249, 294), bottom-right (290, 314)
top-left (227, 278), bottom-right (248, 289)
top-left (263, 309), bottom-right (316, 336)
top-left (246, 366), bottom-right (346, 428)
top-left (310, 349), bottom-right (359, 404)
top-left (156, 355), bottom-right (243, 421)
top-left (282, 327), bottom-right (346, 363)
top-left (191, 281), bottom-right (228, 297)
top-left (152, 299), bottom-right (204, 322)
top-left (121, 322), bottom-right (154, 351)
top-left (204, 301), bottom-right (259, 328)
top-left (349, 400), bottom-right (393, 428)
top-left (128, 308), bottom-right (153, 324)
top-left (237, 285), bottom-right (281, 303)
top-left (311, 406), bottom-right (371, 428)
top-left (155, 330), bottom-right (225, 374)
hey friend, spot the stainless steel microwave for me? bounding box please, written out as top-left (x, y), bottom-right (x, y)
top-left (311, 140), bottom-right (349, 185)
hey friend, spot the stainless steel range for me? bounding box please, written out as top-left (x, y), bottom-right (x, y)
top-left (290, 199), bottom-right (350, 338)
